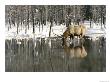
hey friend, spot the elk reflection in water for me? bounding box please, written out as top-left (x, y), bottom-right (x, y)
top-left (63, 38), bottom-right (87, 58)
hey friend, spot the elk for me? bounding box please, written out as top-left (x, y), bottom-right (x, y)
top-left (63, 24), bottom-right (86, 40)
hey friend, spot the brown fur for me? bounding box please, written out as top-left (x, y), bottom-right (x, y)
top-left (63, 41), bottom-right (87, 58)
top-left (63, 24), bottom-right (86, 39)
top-left (63, 28), bottom-right (70, 39)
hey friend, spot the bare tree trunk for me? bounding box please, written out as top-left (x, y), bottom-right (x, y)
top-left (17, 15), bottom-right (19, 34)
top-left (31, 6), bottom-right (35, 33)
top-left (17, 7), bottom-right (19, 34)
top-left (49, 24), bottom-right (52, 37)
top-left (45, 6), bottom-right (48, 25)
top-left (103, 16), bottom-right (106, 28)
top-left (27, 6), bottom-right (29, 29)
top-left (39, 21), bottom-right (40, 32)
top-left (101, 10), bottom-right (103, 29)
top-left (17, 21), bottom-right (19, 34)
top-left (101, 17), bottom-right (102, 29)
top-left (49, 19), bottom-right (53, 37)
top-left (41, 13), bottom-right (43, 31)
top-left (9, 18), bottom-right (11, 29)
top-left (64, 6), bottom-right (66, 25)
top-left (90, 18), bottom-right (92, 28)
top-left (40, 7), bottom-right (43, 31)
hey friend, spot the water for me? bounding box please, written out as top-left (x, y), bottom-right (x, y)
top-left (5, 37), bottom-right (106, 72)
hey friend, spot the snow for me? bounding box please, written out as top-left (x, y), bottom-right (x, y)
top-left (5, 22), bottom-right (106, 40)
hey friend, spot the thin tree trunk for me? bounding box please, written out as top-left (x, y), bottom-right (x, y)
top-left (45, 6), bottom-right (48, 25)
top-left (17, 21), bottom-right (19, 34)
top-left (49, 20), bottom-right (53, 37)
top-left (40, 8), bottom-right (43, 31)
top-left (39, 21), bottom-right (40, 32)
top-left (101, 17), bottom-right (102, 29)
top-left (32, 6), bottom-right (35, 33)
top-left (90, 19), bottom-right (92, 28)
top-left (49, 24), bottom-right (52, 37)
top-left (17, 8), bottom-right (19, 34)
top-left (27, 6), bottom-right (29, 29)
top-left (9, 18), bottom-right (11, 29)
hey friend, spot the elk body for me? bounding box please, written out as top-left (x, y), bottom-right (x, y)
top-left (63, 24), bottom-right (86, 40)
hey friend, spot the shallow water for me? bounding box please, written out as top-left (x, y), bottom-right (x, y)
top-left (5, 37), bottom-right (106, 72)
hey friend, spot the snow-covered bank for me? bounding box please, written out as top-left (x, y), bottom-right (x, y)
top-left (85, 28), bottom-right (106, 39)
top-left (5, 23), bottom-right (106, 40)
top-left (5, 24), bottom-right (65, 39)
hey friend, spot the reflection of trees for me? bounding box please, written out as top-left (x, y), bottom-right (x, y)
top-left (63, 39), bottom-right (87, 58)
top-left (5, 37), bottom-right (106, 72)
top-left (80, 37), bottom-right (106, 72)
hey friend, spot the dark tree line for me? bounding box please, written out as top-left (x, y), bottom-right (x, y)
top-left (5, 5), bottom-right (106, 34)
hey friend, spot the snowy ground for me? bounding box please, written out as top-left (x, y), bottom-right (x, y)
top-left (5, 22), bottom-right (106, 40)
